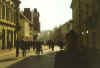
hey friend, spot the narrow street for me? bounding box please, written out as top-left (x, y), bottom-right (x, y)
top-left (0, 46), bottom-right (59, 68)
top-left (1, 0), bottom-right (100, 68)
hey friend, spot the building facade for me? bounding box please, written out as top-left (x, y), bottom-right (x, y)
top-left (32, 8), bottom-right (40, 33)
top-left (0, 0), bottom-right (20, 49)
top-left (71, 0), bottom-right (100, 49)
top-left (23, 8), bottom-right (40, 40)
top-left (23, 8), bottom-right (32, 21)
top-left (18, 12), bottom-right (33, 41)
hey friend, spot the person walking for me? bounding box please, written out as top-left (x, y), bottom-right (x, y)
top-left (47, 40), bottom-right (51, 50)
top-left (40, 41), bottom-right (43, 54)
top-left (59, 41), bottom-right (64, 50)
top-left (32, 41), bottom-right (36, 51)
top-left (51, 40), bottom-right (55, 51)
top-left (16, 40), bottom-right (20, 57)
top-left (21, 40), bottom-right (26, 57)
top-left (36, 41), bottom-right (42, 55)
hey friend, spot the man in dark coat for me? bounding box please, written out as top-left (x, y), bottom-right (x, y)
top-left (16, 40), bottom-right (20, 57)
top-left (51, 40), bottom-right (55, 51)
top-left (32, 41), bottom-right (36, 51)
top-left (21, 40), bottom-right (26, 57)
top-left (58, 41), bottom-right (64, 50)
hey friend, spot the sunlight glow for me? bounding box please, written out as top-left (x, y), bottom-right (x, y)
top-left (20, 0), bottom-right (72, 31)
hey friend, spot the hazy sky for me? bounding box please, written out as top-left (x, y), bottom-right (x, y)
top-left (20, 0), bottom-right (72, 31)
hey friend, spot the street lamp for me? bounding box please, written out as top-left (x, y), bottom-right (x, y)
top-left (81, 32), bottom-right (84, 35)
top-left (86, 30), bottom-right (88, 34)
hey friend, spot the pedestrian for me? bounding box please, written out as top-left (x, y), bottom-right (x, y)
top-left (51, 40), bottom-right (55, 51)
top-left (47, 40), bottom-right (51, 50)
top-left (21, 40), bottom-right (26, 57)
top-left (36, 41), bottom-right (42, 55)
top-left (27, 41), bottom-right (30, 52)
top-left (33, 41), bottom-right (36, 51)
top-left (16, 40), bottom-right (20, 57)
top-left (59, 41), bottom-right (64, 50)
top-left (40, 41), bottom-right (43, 54)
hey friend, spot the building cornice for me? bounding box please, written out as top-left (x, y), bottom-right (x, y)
top-left (0, 19), bottom-right (16, 26)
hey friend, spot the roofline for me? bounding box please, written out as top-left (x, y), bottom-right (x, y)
top-left (20, 12), bottom-right (33, 24)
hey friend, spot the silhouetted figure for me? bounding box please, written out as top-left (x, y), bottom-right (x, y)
top-left (36, 41), bottom-right (42, 55)
top-left (30, 41), bottom-right (33, 48)
top-left (16, 40), bottom-right (20, 57)
top-left (21, 40), bottom-right (26, 57)
top-left (33, 41), bottom-right (36, 51)
top-left (27, 41), bottom-right (31, 52)
top-left (47, 40), bottom-right (51, 50)
top-left (40, 41), bottom-right (43, 54)
top-left (51, 40), bottom-right (55, 51)
top-left (58, 41), bottom-right (64, 50)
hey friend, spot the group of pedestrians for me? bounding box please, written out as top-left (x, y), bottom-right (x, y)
top-left (33, 41), bottom-right (44, 55)
top-left (16, 40), bottom-right (43, 57)
top-left (46, 40), bottom-right (64, 51)
top-left (46, 40), bottom-right (55, 51)
top-left (15, 40), bottom-right (64, 57)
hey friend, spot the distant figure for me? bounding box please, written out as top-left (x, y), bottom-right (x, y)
top-left (27, 41), bottom-right (30, 52)
top-left (33, 41), bottom-right (36, 51)
top-left (47, 40), bottom-right (50, 50)
top-left (51, 40), bottom-right (55, 51)
top-left (40, 41), bottom-right (43, 54)
top-left (48, 40), bottom-right (51, 50)
top-left (58, 41), bottom-right (64, 50)
top-left (16, 40), bottom-right (20, 57)
top-left (36, 41), bottom-right (43, 55)
top-left (21, 40), bottom-right (26, 57)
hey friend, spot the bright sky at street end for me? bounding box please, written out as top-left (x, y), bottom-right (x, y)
top-left (20, 0), bottom-right (72, 31)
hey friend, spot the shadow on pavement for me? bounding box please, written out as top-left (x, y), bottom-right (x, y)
top-left (0, 58), bottom-right (17, 62)
top-left (7, 55), bottom-right (54, 68)
top-left (55, 48), bottom-right (100, 68)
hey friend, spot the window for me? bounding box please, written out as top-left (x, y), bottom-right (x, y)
top-left (0, 6), bottom-right (2, 19)
top-left (11, 8), bottom-right (14, 22)
top-left (6, 7), bottom-right (9, 20)
top-left (2, 5), bottom-right (5, 19)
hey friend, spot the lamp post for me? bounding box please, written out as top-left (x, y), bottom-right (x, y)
top-left (48, 32), bottom-right (50, 40)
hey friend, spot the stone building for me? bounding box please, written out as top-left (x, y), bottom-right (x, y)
top-left (17, 12), bottom-right (33, 41)
top-left (32, 8), bottom-right (40, 33)
top-left (71, 0), bottom-right (100, 49)
top-left (0, 0), bottom-right (20, 49)
top-left (23, 8), bottom-right (32, 21)
top-left (23, 8), bottom-right (40, 40)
